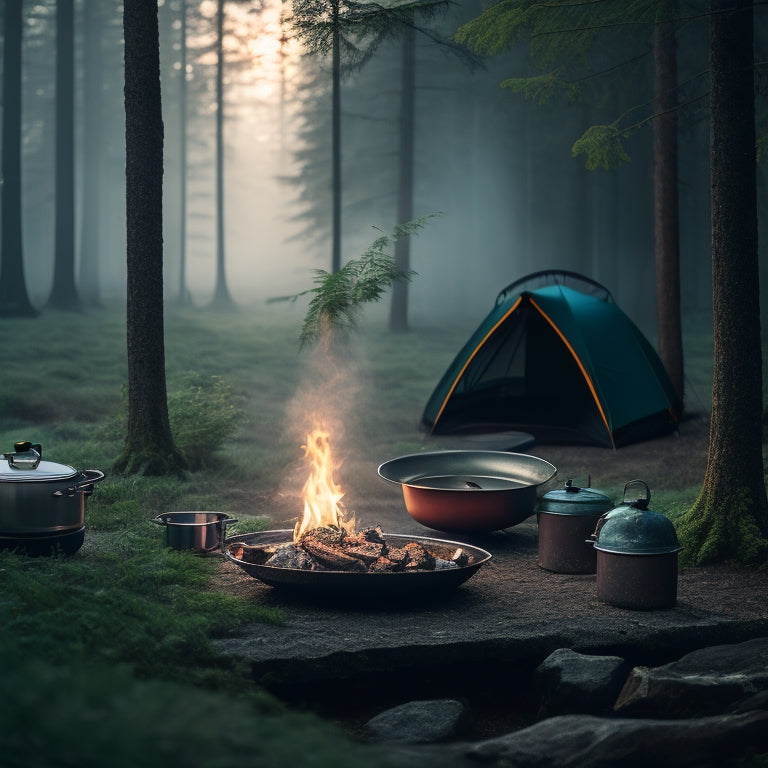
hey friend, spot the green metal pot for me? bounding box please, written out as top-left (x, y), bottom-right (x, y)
top-left (591, 480), bottom-right (682, 610)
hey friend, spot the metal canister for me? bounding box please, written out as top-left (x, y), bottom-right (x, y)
top-left (537, 479), bottom-right (613, 574)
top-left (591, 480), bottom-right (682, 610)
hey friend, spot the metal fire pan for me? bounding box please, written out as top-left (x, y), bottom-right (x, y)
top-left (224, 529), bottom-right (492, 599)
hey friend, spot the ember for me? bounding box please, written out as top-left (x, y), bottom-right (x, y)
top-left (228, 524), bottom-right (473, 573)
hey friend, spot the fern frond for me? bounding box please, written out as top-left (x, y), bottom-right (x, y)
top-left (272, 214), bottom-right (440, 346)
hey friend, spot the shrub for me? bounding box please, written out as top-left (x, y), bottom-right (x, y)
top-left (168, 374), bottom-right (240, 471)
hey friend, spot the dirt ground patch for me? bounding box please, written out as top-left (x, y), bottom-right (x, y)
top-left (528, 410), bottom-right (712, 492)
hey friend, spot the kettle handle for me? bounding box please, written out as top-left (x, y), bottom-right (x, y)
top-left (622, 479), bottom-right (650, 510)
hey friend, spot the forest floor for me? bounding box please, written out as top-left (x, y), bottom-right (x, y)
top-left (214, 408), bottom-right (768, 740)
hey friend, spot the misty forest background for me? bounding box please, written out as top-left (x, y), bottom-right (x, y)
top-left (7, 0), bottom-right (767, 348)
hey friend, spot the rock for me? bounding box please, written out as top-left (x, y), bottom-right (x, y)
top-left (365, 699), bottom-right (472, 744)
top-left (535, 648), bottom-right (630, 717)
top-left (460, 711), bottom-right (768, 768)
top-left (615, 636), bottom-right (768, 717)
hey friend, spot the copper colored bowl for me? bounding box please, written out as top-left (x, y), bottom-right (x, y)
top-left (378, 450), bottom-right (557, 532)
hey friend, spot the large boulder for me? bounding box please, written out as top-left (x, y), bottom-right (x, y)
top-left (365, 698), bottom-right (473, 744)
top-left (535, 648), bottom-right (630, 717)
top-left (615, 637), bottom-right (768, 717)
top-left (460, 711), bottom-right (768, 768)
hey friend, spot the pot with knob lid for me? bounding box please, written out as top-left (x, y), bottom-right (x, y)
top-left (537, 478), bottom-right (614, 574)
top-left (0, 441), bottom-right (105, 536)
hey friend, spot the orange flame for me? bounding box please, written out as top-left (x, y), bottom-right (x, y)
top-left (294, 429), bottom-right (355, 542)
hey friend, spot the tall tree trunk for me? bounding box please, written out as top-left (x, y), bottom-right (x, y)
top-left (178, 0), bottom-right (190, 305)
top-left (47, 0), bottom-right (81, 311)
top-left (210, 0), bottom-right (234, 307)
top-left (79, 0), bottom-right (102, 307)
top-left (389, 24), bottom-right (415, 333)
top-left (0, 0), bottom-right (37, 318)
top-left (116, 0), bottom-right (185, 476)
top-left (331, 0), bottom-right (342, 274)
top-left (676, 0), bottom-right (767, 564)
top-left (653, 11), bottom-right (684, 408)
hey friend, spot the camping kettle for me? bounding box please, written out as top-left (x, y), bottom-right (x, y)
top-left (590, 480), bottom-right (682, 610)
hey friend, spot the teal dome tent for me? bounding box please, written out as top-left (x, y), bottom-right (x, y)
top-left (422, 271), bottom-right (682, 448)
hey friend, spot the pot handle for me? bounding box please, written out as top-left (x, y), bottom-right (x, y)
top-left (622, 479), bottom-right (650, 509)
top-left (52, 469), bottom-right (106, 498)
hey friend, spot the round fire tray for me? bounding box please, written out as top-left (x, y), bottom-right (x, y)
top-left (224, 529), bottom-right (492, 598)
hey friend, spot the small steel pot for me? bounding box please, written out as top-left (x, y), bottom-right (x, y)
top-left (537, 478), bottom-right (613, 574)
top-left (0, 441), bottom-right (105, 535)
top-left (152, 511), bottom-right (238, 553)
top-left (590, 480), bottom-right (682, 610)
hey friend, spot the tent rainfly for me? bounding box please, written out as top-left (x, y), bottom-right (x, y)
top-left (422, 271), bottom-right (682, 448)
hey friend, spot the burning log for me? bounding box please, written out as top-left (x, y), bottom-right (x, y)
top-left (229, 524), bottom-right (474, 574)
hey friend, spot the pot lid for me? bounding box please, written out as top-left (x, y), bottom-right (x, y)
top-left (0, 442), bottom-right (78, 482)
top-left (539, 479), bottom-right (613, 516)
top-left (592, 480), bottom-right (681, 555)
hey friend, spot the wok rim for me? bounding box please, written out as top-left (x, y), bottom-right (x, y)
top-left (377, 450), bottom-right (557, 491)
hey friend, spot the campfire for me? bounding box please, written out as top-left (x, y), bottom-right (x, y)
top-left (228, 429), bottom-right (473, 573)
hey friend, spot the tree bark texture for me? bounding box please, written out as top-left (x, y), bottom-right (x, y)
top-left (211, 0), bottom-right (234, 307)
top-left (78, 0), bottom-right (103, 306)
top-left (117, 0), bottom-right (185, 476)
top-left (389, 25), bottom-right (416, 333)
top-left (331, 0), bottom-right (342, 274)
top-left (48, 0), bottom-right (81, 311)
top-left (0, 0), bottom-right (37, 317)
top-left (678, 0), bottom-right (767, 564)
top-left (653, 13), bottom-right (684, 408)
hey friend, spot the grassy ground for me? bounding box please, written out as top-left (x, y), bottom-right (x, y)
top-left (0, 304), bottom-right (480, 767)
top-left (0, 303), bottom-right (721, 766)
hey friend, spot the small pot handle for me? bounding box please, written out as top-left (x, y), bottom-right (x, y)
top-left (52, 469), bottom-right (106, 498)
top-left (151, 515), bottom-right (166, 526)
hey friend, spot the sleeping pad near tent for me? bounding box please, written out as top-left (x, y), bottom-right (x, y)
top-left (422, 275), bottom-right (682, 448)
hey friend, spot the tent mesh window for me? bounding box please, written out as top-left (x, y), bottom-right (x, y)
top-left (443, 304), bottom-right (602, 443)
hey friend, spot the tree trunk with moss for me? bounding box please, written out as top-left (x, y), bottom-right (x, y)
top-left (115, 0), bottom-right (186, 477)
top-left (676, 0), bottom-right (767, 565)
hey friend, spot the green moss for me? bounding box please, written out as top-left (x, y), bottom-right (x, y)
top-left (676, 488), bottom-right (768, 567)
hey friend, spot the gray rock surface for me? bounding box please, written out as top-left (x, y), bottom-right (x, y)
top-left (615, 636), bottom-right (768, 717)
top-left (458, 711), bottom-right (768, 768)
top-left (365, 699), bottom-right (471, 744)
top-left (535, 648), bottom-right (629, 717)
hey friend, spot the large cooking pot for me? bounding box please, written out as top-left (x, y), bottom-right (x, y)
top-left (378, 450), bottom-right (557, 532)
top-left (0, 442), bottom-right (105, 535)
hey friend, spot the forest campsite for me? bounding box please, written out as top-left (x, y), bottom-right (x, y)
top-left (2, 0), bottom-right (768, 766)
top-left (0, 306), bottom-right (765, 768)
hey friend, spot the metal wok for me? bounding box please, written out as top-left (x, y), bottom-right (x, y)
top-left (378, 450), bottom-right (557, 532)
top-left (224, 529), bottom-right (492, 598)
